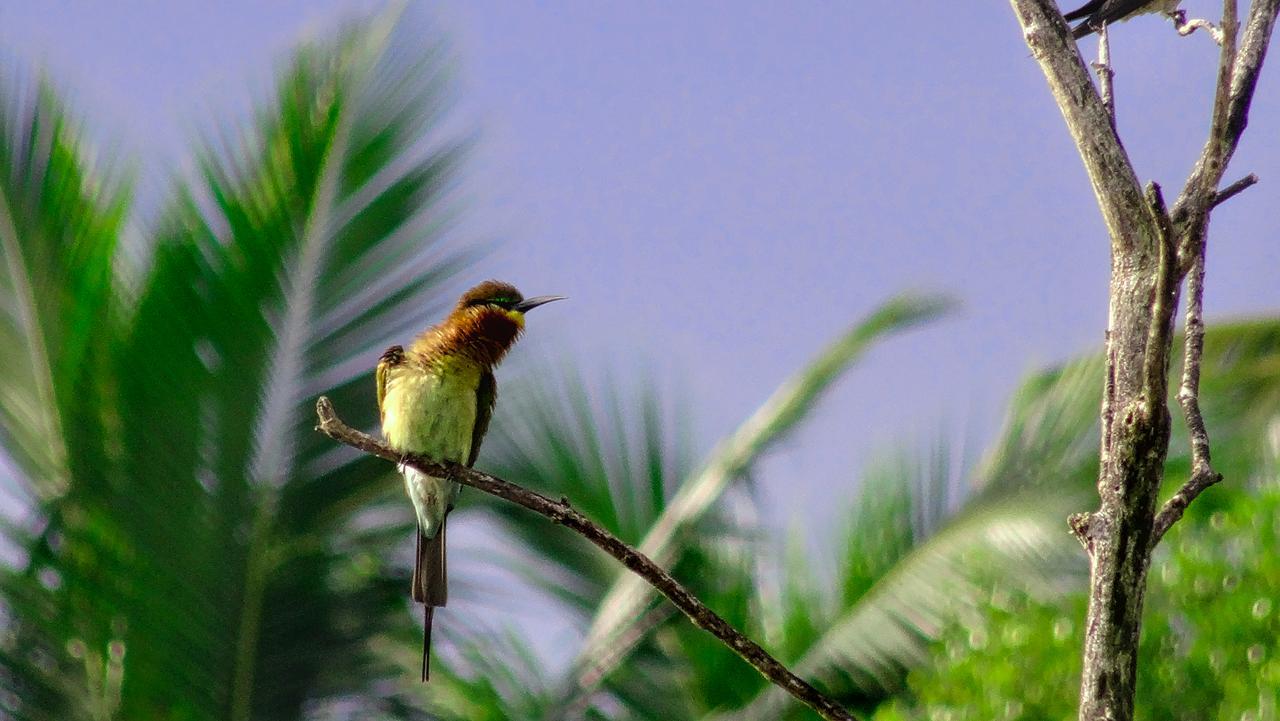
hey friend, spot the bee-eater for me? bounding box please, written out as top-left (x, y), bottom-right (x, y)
top-left (1063, 0), bottom-right (1181, 38)
top-left (376, 280), bottom-right (563, 681)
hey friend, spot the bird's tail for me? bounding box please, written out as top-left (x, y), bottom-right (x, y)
top-left (422, 605), bottom-right (433, 682)
top-left (413, 520), bottom-right (448, 681)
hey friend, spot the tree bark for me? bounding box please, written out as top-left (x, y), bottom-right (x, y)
top-left (1006, 1), bottom-right (1280, 719)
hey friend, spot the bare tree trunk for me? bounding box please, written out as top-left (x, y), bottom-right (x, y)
top-left (1005, 1), bottom-right (1280, 719)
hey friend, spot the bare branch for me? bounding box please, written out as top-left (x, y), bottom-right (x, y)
top-left (1173, 10), bottom-right (1226, 44)
top-left (1154, 250), bottom-right (1223, 543)
top-left (1094, 24), bottom-right (1117, 125)
top-left (1068, 511), bottom-right (1096, 553)
top-left (1173, 0), bottom-right (1279, 236)
top-left (1140, 182), bottom-right (1178, 410)
top-left (1007, 0), bottom-right (1159, 256)
top-left (313, 397), bottom-right (859, 721)
top-left (1210, 173), bottom-right (1258, 208)
top-left (1156, 0), bottom-right (1280, 546)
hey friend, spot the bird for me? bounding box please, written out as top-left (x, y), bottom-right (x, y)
top-left (376, 280), bottom-right (563, 681)
top-left (1063, 0), bottom-right (1182, 38)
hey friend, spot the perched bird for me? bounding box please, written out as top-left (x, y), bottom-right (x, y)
top-left (376, 280), bottom-right (563, 681)
top-left (1063, 0), bottom-right (1181, 38)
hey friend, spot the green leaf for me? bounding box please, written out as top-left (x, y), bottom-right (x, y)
top-left (716, 360), bottom-right (1103, 720)
top-left (475, 365), bottom-right (695, 614)
top-left (0, 70), bottom-right (130, 721)
top-left (0, 9), bottom-right (475, 721)
top-left (0, 72), bottom-right (127, 498)
top-left (565, 295), bottom-right (953, 700)
top-left (422, 627), bottom-right (557, 721)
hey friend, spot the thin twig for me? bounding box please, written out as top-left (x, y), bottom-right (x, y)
top-left (313, 397), bottom-right (859, 721)
top-left (1210, 173), bottom-right (1258, 208)
top-left (1094, 23), bottom-right (1116, 125)
top-left (1173, 10), bottom-right (1227, 44)
top-left (1154, 0), bottom-right (1277, 547)
top-left (565, 294), bottom-right (950, 712)
top-left (1154, 251), bottom-right (1223, 543)
top-left (1172, 0), bottom-right (1275, 239)
top-left (1141, 182), bottom-right (1178, 410)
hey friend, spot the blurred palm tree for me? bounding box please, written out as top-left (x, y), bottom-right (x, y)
top-left (1, 8), bottom-right (474, 719)
top-left (4, 7), bottom-right (1279, 721)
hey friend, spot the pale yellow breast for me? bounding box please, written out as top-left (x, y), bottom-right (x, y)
top-left (380, 359), bottom-right (480, 463)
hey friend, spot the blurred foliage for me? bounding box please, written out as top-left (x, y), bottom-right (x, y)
top-left (872, 484), bottom-right (1280, 721)
top-left (1, 5), bottom-right (1279, 721)
top-left (564, 294), bottom-right (954, 704)
top-left (0, 8), bottom-right (474, 720)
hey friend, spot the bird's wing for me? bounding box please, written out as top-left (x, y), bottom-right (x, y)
top-left (1066, 0), bottom-right (1152, 24)
top-left (1063, 0), bottom-right (1107, 20)
top-left (1063, 0), bottom-right (1106, 20)
top-left (376, 345), bottom-right (405, 423)
top-left (467, 371), bottom-right (496, 467)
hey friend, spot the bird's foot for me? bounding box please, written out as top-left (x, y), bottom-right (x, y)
top-left (397, 454), bottom-right (410, 474)
top-left (1171, 10), bottom-right (1224, 45)
top-left (444, 463), bottom-right (462, 486)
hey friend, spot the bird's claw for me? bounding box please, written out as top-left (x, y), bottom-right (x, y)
top-left (397, 454), bottom-right (409, 474)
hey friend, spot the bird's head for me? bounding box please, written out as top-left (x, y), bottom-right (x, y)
top-left (443, 280), bottom-right (564, 364)
top-left (453, 280), bottom-right (564, 326)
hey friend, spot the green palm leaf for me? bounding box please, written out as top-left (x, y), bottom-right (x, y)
top-left (559, 295), bottom-right (953, 706)
top-left (722, 319), bottom-right (1280, 720)
top-left (0, 71), bottom-right (127, 498)
top-left (1, 9), bottom-right (474, 720)
top-left (425, 628), bottom-right (559, 721)
top-left (472, 366), bottom-right (695, 615)
top-left (132, 11), bottom-right (469, 718)
top-left (720, 359), bottom-right (1101, 720)
top-left (0, 70), bottom-right (130, 721)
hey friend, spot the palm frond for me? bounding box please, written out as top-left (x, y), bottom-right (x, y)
top-left (2, 9), bottom-right (474, 721)
top-left (718, 362), bottom-right (1102, 720)
top-left (723, 319), bottom-right (1280, 720)
top-left (0, 71), bottom-right (127, 499)
top-left (422, 628), bottom-right (558, 721)
top-left (0, 69), bottom-right (131, 721)
top-left (563, 295), bottom-right (953, 704)
top-left (471, 365), bottom-right (694, 616)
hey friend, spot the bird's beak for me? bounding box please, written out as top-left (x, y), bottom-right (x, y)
top-left (514, 295), bottom-right (566, 312)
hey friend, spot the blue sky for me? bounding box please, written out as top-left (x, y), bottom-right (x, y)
top-left (3, 0), bottom-right (1276, 552)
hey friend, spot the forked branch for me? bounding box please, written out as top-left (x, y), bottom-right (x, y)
top-left (1007, 1), bottom-right (1278, 719)
top-left (1157, 0), bottom-right (1279, 544)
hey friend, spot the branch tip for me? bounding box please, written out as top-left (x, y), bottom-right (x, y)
top-left (1211, 173), bottom-right (1259, 207)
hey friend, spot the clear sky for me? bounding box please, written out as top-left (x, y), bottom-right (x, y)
top-left (3, 1), bottom-right (1276, 545)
